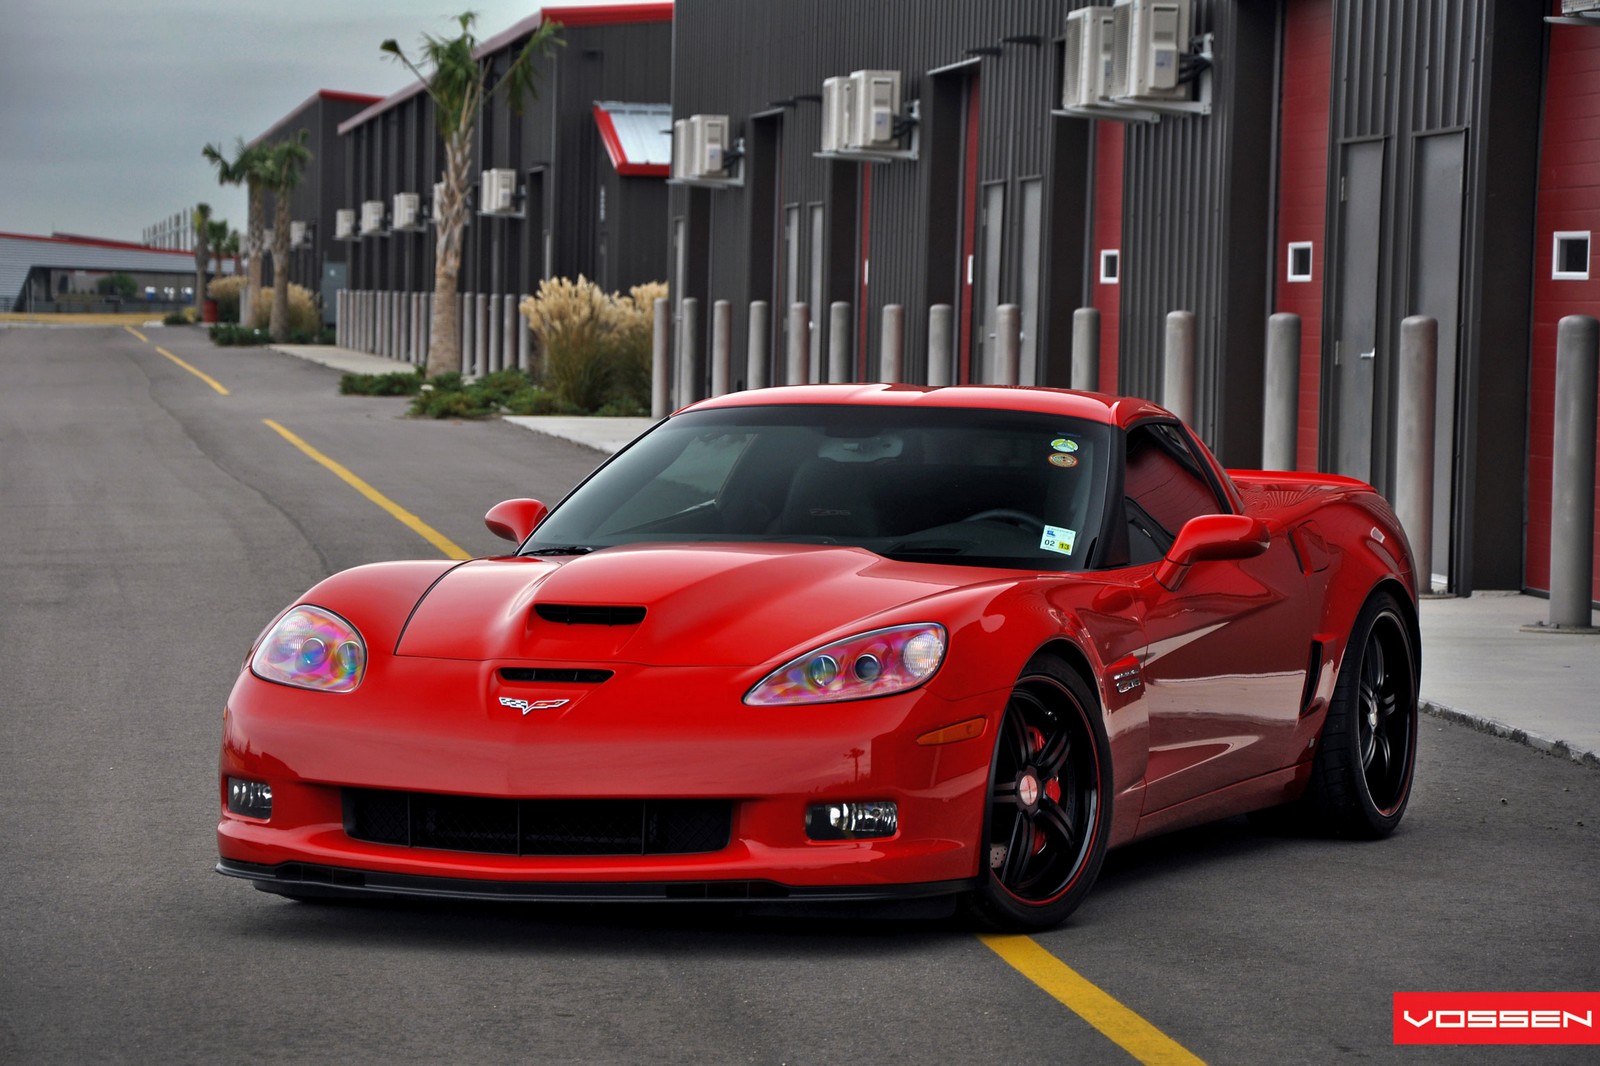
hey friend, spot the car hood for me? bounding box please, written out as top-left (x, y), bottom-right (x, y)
top-left (394, 543), bottom-right (986, 667)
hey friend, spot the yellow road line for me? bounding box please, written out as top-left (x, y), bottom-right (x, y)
top-left (152, 346), bottom-right (230, 395)
top-left (123, 325), bottom-right (148, 343)
top-left (262, 419), bottom-right (471, 561)
top-left (979, 935), bottom-right (1206, 1065)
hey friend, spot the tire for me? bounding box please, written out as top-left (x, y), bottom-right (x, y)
top-left (962, 656), bottom-right (1112, 931)
top-left (1304, 590), bottom-right (1419, 837)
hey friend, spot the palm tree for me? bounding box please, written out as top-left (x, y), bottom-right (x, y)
top-left (207, 220), bottom-right (236, 306)
top-left (192, 202), bottom-right (212, 316)
top-left (203, 139), bottom-right (270, 327)
top-left (383, 12), bottom-right (562, 376)
top-left (261, 131), bottom-right (312, 341)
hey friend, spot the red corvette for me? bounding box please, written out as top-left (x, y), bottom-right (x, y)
top-left (217, 384), bottom-right (1420, 929)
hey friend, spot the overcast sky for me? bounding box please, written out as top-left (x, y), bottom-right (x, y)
top-left (0, 1), bottom-right (629, 243)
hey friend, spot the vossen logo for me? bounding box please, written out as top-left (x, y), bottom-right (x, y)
top-left (1395, 993), bottom-right (1600, 1046)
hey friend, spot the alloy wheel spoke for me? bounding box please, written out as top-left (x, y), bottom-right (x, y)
top-left (1000, 813), bottom-right (1032, 886)
top-left (1037, 727), bottom-right (1072, 780)
top-left (1036, 797), bottom-right (1080, 856)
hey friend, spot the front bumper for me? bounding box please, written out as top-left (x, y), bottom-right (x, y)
top-left (217, 655), bottom-right (1004, 893)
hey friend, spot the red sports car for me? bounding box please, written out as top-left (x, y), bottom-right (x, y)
top-left (217, 384), bottom-right (1420, 929)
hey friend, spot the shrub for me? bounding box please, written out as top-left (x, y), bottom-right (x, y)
top-left (519, 276), bottom-right (665, 413)
top-left (250, 284), bottom-right (321, 335)
top-left (163, 309), bottom-right (193, 326)
top-left (208, 323), bottom-right (270, 346)
top-left (96, 273), bottom-right (138, 300)
top-left (206, 275), bottom-right (247, 323)
top-left (340, 368), bottom-right (426, 396)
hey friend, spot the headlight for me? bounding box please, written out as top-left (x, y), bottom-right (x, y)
top-left (744, 624), bottom-right (946, 706)
top-left (250, 605), bottom-right (366, 693)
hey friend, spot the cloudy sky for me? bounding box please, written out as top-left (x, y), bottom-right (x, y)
top-left (0, 1), bottom-right (628, 243)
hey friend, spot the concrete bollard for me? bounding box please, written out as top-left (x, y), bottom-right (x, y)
top-left (711, 299), bottom-right (732, 396)
top-left (1263, 312), bottom-right (1301, 470)
top-left (679, 297), bottom-right (701, 407)
top-left (652, 297), bottom-right (671, 418)
top-left (787, 302), bottom-right (810, 386)
top-left (880, 304), bottom-right (904, 384)
top-left (927, 304), bottom-right (953, 386)
top-left (1395, 316), bottom-right (1438, 591)
top-left (475, 294), bottom-right (490, 376)
top-left (517, 294), bottom-right (531, 372)
top-left (1072, 307), bottom-right (1100, 392)
top-left (488, 295), bottom-right (503, 373)
top-left (1549, 315), bottom-right (1599, 629)
top-left (995, 304), bottom-right (1021, 386)
top-left (828, 301), bottom-right (851, 383)
top-left (1163, 310), bottom-right (1197, 424)
top-left (746, 300), bottom-right (770, 391)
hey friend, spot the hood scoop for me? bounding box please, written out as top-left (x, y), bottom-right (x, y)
top-left (498, 667), bottom-right (614, 684)
top-left (534, 603), bottom-right (647, 626)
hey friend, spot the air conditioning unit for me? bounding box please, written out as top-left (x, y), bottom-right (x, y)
top-left (334, 209), bottom-right (356, 240)
top-left (1063, 7), bottom-right (1117, 109)
top-left (1561, 0), bottom-right (1600, 13)
top-left (674, 114), bottom-right (730, 179)
top-left (846, 69), bottom-right (901, 150)
top-left (392, 192), bottom-right (420, 230)
top-left (359, 199), bottom-right (385, 235)
top-left (1112, 0), bottom-right (1191, 103)
top-left (289, 221), bottom-right (309, 248)
top-left (820, 76), bottom-right (852, 153)
top-left (480, 168), bottom-right (518, 214)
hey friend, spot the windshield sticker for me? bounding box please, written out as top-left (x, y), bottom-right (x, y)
top-left (1048, 453), bottom-right (1079, 468)
top-left (1050, 437), bottom-right (1079, 453)
top-left (1041, 526), bottom-right (1076, 556)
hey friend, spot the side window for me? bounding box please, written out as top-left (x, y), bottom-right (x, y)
top-left (1123, 423), bottom-right (1227, 563)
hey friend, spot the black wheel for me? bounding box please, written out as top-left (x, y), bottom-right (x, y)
top-left (962, 656), bottom-right (1111, 931)
top-left (1305, 590), bottom-right (1418, 837)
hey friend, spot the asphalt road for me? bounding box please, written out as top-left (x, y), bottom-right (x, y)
top-left (1, 325), bottom-right (1596, 1065)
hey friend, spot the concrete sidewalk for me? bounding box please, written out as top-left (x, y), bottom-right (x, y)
top-left (270, 341), bottom-right (1600, 770)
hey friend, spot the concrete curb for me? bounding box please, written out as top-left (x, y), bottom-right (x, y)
top-left (1421, 700), bottom-right (1600, 770)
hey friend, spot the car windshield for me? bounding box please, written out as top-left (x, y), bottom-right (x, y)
top-left (524, 404), bottom-right (1111, 571)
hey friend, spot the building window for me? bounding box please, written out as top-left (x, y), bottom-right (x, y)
top-left (1287, 241), bottom-right (1314, 283)
top-left (1553, 232), bottom-right (1591, 281)
top-left (1099, 249), bottom-right (1120, 285)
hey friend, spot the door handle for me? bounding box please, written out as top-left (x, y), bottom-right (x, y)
top-left (1359, 349), bottom-right (1376, 360)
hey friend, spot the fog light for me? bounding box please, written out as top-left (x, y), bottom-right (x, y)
top-left (227, 777), bottom-right (272, 819)
top-left (806, 800), bottom-right (898, 840)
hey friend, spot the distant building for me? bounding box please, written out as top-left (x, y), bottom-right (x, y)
top-left (0, 231), bottom-right (232, 313)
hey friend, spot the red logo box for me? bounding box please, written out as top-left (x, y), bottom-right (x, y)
top-left (1394, 993), bottom-right (1600, 1045)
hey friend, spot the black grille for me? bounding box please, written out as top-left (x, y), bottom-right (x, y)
top-left (498, 667), bottom-right (614, 684)
top-left (345, 790), bottom-right (731, 856)
top-left (534, 604), bottom-right (647, 626)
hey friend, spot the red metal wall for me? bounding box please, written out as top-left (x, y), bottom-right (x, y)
top-left (1526, 4), bottom-right (1600, 598)
top-left (1273, 0), bottom-right (1333, 472)
top-left (1093, 121), bottom-right (1123, 392)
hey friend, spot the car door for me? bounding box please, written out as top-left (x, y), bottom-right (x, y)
top-left (1117, 422), bottom-right (1314, 815)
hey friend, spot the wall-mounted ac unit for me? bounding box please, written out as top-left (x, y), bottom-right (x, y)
top-left (392, 192), bottom-right (420, 230)
top-left (820, 76), bottom-right (852, 153)
top-left (1063, 7), bottom-right (1117, 109)
top-left (289, 221), bottom-right (309, 248)
top-left (359, 200), bottom-right (386, 235)
top-left (334, 209), bottom-right (356, 240)
top-left (1112, 0), bottom-right (1191, 103)
top-left (480, 168), bottom-right (518, 214)
top-left (846, 70), bottom-right (901, 150)
top-left (673, 114), bottom-right (730, 179)
top-left (1561, 0), bottom-right (1600, 13)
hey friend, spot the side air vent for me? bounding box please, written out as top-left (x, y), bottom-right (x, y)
top-left (535, 604), bottom-right (647, 626)
top-left (499, 668), bottom-right (614, 684)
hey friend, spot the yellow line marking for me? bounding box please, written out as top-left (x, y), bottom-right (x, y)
top-left (262, 419), bottom-right (471, 561)
top-left (979, 935), bottom-right (1207, 1065)
top-left (154, 346), bottom-right (229, 395)
top-left (124, 325), bottom-right (148, 343)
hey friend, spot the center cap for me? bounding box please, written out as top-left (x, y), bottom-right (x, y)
top-left (1017, 771), bottom-right (1041, 808)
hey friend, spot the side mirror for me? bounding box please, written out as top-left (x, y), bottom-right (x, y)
top-left (1155, 513), bottom-right (1270, 590)
top-left (484, 498), bottom-right (549, 544)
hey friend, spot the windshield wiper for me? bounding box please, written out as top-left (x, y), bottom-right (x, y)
top-left (524, 545), bottom-right (598, 556)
